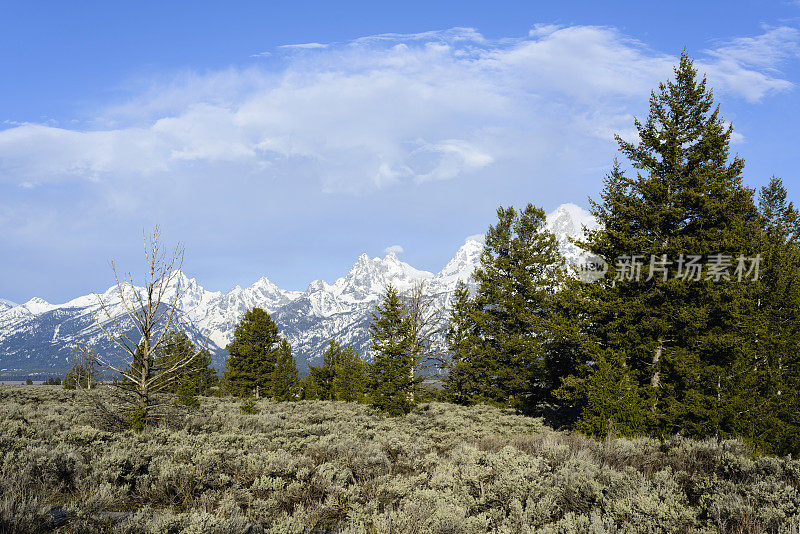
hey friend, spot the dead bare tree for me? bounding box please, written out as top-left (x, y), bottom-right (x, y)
top-left (73, 227), bottom-right (209, 430)
top-left (75, 347), bottom-right (96, 390)
top-left (403, 280), bottom-right (448, 374)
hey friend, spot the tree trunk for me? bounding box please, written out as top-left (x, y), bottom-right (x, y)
top-left (651, 338), bottom-right (663, 389)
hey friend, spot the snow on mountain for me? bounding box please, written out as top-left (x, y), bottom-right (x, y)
top-left (191, 276), bottom-right (301, 348)
top-left (0, 203), bottom-right (596, 373)
top-left (430, 236), bottom-right (484, 291)
top-left (546, 203), bottom-right (599, 264)
top-left (0, 299), bottom-right (17, 313)
top-left (23, 297), bottom-right (57, 315)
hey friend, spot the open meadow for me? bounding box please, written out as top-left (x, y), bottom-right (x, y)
top-left (1, 386), bottom-right (799, 533)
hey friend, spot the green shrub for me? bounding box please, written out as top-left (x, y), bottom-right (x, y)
top-left (239, 398), bottom-right (260, 415)
top-left (0, 385), bottom-right (798, 532)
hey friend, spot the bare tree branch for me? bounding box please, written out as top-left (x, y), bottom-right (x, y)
top-left (76, 225), bottom-right (209, 430)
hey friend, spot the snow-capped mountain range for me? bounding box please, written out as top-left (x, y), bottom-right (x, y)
top-left (0, 204), bottom-right (596, 374)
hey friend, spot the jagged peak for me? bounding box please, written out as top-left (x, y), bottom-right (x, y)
top-left (247, 275), bottom-right (280, 292)
top-left (305, 279), bottom-right (329, 293)
top-left (23, 297), bottom-right (55, 315)
top-left (546, 203), bottom-right (597, 235)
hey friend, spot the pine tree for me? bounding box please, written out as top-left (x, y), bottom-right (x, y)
top-left (332, 344), bottom-right (367, 402)
top-left (465, 204), bottom-right (565, 412)
top-left (176, 379), bottom-right (201, 409)
top-left (727, 177), bottom-right (800, 454)
top-left (442, 281), bottom-right (479, 404)
top-left (223, 308), bottom-right (281, 398)
top-left (305, 340), bottom-right (342, 400)
top-left (368, 285), bottom-right (419, 415)
top-left (558, 351), bottom-right (653, 437)
top-left (305, 340), bottom-right (367, 402)
top-left (569, 53), bottom-right (760, 438)
top-left (154, 330), bottom-right (218, 397)
top-left (271, 338), bottom-right (300, 401)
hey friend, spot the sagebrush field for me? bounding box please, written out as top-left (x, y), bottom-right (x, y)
top-left (2, 386), bottom-right (799, 533)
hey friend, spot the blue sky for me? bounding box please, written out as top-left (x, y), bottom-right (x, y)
top-left (2, 1), bottom-right (800, 303)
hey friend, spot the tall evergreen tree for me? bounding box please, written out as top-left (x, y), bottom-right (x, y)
top-left (728, 177), bottom-right (800, 454)
top-left (463, 204), bottom-right (565, 412)
top-left (271, 338), bottom-right (300, 401)
top-left (564, 53), bottom-right (760, 438)
top-left (442, 281), bottom-right (479, 404)
top-left (368, 285), bottom-right (419, 415)
top-left (223, 308), bottom-right (281, 398)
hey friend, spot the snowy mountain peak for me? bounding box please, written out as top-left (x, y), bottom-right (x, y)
top-left (305, 279), bottom-right (329, 294)
top-left (545, 203), bottom-right (598, 264)
top-left (546, 203), bottom-right (597, 237)
top-left (331, 251), bottom-right (433, 302)
top-left (0, 203), bottom-right (599, 372)
top-left (434, 238), bottom-right (484, 287)
top-left (23, 297), bottom-right (55, 315)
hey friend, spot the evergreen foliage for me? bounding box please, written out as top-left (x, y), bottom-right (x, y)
top-left (271, 338), bottom-right (300, 401)
top-left (367, 285), bottom-right (419, 415)
top-left (154, 330), bottom-right (219, 397)
top-left (305, 340), bottom-right (340, 400)
top-left (239, 397), bottom-right (260, 414)
top-left (175, 380), bottom-right (201, 409)
top-left (559, 53), bottom-right (762, 440)
top-left (63, 362), bottom-right (94, 390)
top-left (727, 177), bottom-right (800, 455)
top-left (442, 281), bottom-right (478, 404)
top-left (223, 307), bottom-right (281, 398)
top-left (306, 340), bottom-right (367, 402)
top-left (331, 343), bottom-right (367, 402)
top-left (445, 204), bottom-right (565, 412)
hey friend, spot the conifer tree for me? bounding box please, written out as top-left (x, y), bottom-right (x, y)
top-left (567, 53), bottom-right (760, 438)
top-left (154, 330), bottom-right (218, 396)
top-left (558, 351), bottom-right (653, 437)
top-left (306, 340), bottom-right (367, 402)
top-left (332, 344), bottom-right (366, 402)
top-left (442, 281), bottom-right (479, 404)
top-left (465, 204), bottom-right (564, 412)
top-left (175, 380), bottom-right (201, 409)
top-left (223, 307), bottom-right (281, 398)
top-left (728, 177), bottom-right (800, 454)
top-left (305, 340), bottom-right (342, 400)
top-left (271, 338), bottom-right (300, 401)
top-left (368, 285), bottom-right (419, 415)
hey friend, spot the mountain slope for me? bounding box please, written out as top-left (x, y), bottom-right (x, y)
top-left (0, 204), bottom-right (596, 374)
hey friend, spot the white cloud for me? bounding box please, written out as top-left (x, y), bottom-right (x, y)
top-left (278, 43), bottom-right (328, 49)
top-left (707, 26), bottom-right (800, 69)
top-left (0, 25), bottom-right (796, 197)
top-left (702, 26), bottom-right (800, 102)
top-left (384, 244), bottom-right (404, 255)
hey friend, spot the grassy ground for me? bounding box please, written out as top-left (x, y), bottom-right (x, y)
top-left (1, 386), bottom-right (799, 533)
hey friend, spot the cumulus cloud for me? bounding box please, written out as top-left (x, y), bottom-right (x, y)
top-left (0, 24), bottom-right (797, 213)
top-left (384, 244), bottom-right (404, 255)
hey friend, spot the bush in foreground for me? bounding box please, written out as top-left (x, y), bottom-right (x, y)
top-left (1, 385), bottom-right (799, 533)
